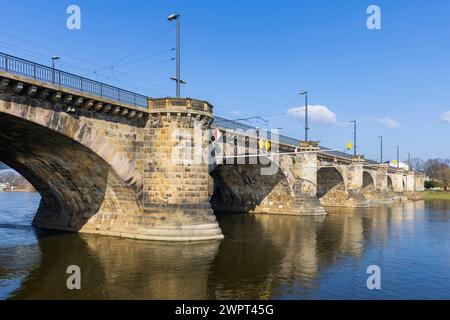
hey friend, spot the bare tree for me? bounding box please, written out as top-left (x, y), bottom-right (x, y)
top-left (425, 158), bottom-right (450, 190)
top-left (410, 157), bottom-right (426, 172)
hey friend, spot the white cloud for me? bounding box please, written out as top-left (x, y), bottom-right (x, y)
top-left (373, 117), bottom-right (399, 128)
top-left (440, 111), bottom-right (450, 123)
top-left (287, 105), bottom-right (337, 124)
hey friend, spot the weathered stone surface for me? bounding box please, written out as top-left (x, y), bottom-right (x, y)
top-left (143, 98), bottom-right (223, 240)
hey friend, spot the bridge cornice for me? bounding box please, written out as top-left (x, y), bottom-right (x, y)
top-left (0, 71), bottom-right (148, 122)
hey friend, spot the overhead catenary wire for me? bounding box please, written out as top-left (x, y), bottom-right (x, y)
top-left (115, 48), bottom-right (175, 68)
top-left (0, 31), bottom-right (175, 96)
top-left (118, 57), bottom-right (175, 75)
top-left (110, 25), bottom-right (175, 66)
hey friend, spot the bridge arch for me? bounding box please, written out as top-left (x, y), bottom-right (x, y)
top-left (317, 166), bottom-right (348, 206)
top-left (363, 171), bottom-right (375, 189)
top-left (209, 155), bottom-right (293, 213)
top-left (0, 94), bottom-right (142, 233)
top-left (387, 175), bottom-right (393, 192)
top-left (209, 152), bottom-right (328, 215)
top-left (362, 170), bottom-right (376, 199)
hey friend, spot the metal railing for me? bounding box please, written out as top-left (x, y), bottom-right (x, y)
top-left (0, 52), bottom-right (148, 108)
top-left (212, 116), bottom-right (381, 163)
top-left (213, 116), bottom-right (302, 146)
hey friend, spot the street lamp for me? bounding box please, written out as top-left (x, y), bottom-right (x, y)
top-left (51, 56), bottom-right (60, 84)
top-left (167, 13), bottom-right (185, 97)
top-left (394, 145), bottom-right (400, 168)
top-left (378, 136), bottom-right (383, 163)
top-left (299, 91), bottom-right (309, 141)
top-left (351, 120), bottom-right (357, 157)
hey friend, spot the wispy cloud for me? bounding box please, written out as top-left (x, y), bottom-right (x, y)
top-left (287, 105), bottom-right (337, 124)
top-left (373, 117), bottom-right (399, 128)
top-left (440, 111), bottom-right (450, 123)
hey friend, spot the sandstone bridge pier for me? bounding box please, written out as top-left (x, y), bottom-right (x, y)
top-left (0, 53), bottom-right (426, 241)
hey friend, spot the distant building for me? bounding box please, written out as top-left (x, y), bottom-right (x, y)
top-left (0, 182), bottom-right (11, 191)
top-left (385, 161), bottom-right (410, 170)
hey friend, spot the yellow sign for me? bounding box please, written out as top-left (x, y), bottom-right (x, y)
top-left (346, 141), bottom-right (352, 150)
top-left (393, 160), bottom-right (397, 166)
top-left (265, 140), bottom-right (271, 151)
top-left (259, 139), bottom-right (265, 150)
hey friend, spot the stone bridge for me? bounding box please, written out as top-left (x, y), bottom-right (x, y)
top-left (0, 53), bottom-right (426, 241)
top-left (208, 128), bottom-right (425, 216)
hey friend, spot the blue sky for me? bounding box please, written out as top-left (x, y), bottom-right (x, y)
top-left (1, 0), bottom-right (449, 161)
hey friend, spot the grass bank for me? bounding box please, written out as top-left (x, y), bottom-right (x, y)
top-left (416, 191), bottom-right (450, 200)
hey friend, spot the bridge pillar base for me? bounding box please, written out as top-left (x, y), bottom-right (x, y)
top-left (252, 195), bottom-right (326, 216)
top-left (345, 190), bottom-right (372, 207)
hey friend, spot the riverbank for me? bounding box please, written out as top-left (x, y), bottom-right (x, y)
top-left (0, 189), bottom-right (36, 193)
top-left (415, 191), bottom-right (450, 201)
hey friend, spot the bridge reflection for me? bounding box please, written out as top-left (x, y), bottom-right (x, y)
top-left (10, 201), bottom-right (428, 299)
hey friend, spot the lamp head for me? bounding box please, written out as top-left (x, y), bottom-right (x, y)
top-left (168, 14), bottom-right (180, 21)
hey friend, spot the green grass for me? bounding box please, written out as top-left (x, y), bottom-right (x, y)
top-left (417, 191), bottom-right (450, 200)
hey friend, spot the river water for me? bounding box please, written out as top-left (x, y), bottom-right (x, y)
top-left (0, 192), bottom-right (449, 299)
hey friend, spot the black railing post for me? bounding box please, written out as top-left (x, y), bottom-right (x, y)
top-left (5, 55), bottom-right (8, 71)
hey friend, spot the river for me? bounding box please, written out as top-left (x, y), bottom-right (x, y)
top-left (0, 192), bottom-right (449, 299)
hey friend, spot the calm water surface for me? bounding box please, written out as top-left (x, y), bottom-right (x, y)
top-left (0, 192), bottom-right (449, 299)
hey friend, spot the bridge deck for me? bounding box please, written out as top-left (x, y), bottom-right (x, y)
top-left (0, 51), bottom-right (382, 167)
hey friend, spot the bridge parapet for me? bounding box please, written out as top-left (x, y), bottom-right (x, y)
top-left (0, 71), bottom-right (148, 123)
top-left (0, 52), bottom-right (148, 108)
top-left (148, 97), bottom-right (213, 117)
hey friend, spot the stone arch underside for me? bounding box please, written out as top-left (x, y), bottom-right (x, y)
top-left (0, 111), bottom-right (141, 234)
top-left (317, 167), bottom-right (348, 206)
top-left (387, 175), bottom-right (394, 192)
top-left (362, 171), bottom-right (376, 199)
top-left (209, 161), bottom-right (291, 213)
top-left (209, 155), bottom-right (326, 216)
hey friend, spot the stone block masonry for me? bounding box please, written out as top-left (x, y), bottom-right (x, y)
top-left (141, 98), bottom-right (223, 240)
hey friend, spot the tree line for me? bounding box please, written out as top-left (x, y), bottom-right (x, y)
top-left (410, 158), bottom-right (450, 190)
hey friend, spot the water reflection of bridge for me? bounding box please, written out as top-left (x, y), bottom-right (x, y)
top-left (10, 201), bottom-right (426, 299)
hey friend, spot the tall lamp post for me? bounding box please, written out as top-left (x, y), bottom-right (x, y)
top-left (408, 152), bottom-right (411, 171)
top-left (395, 145), bottom-right (400, 168)
top-left (378, 136), bottom-right (383, 163)
top-left (351, 120), bottom-right (357, 157)
top-left (51, 56), bottom-right (60, 84)
top-left (299, 91), bottom-right (309, 141)
top-left (168, 13), bottom-right (185, 97)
